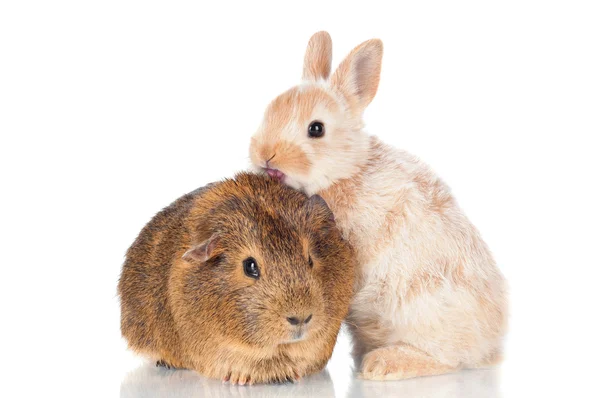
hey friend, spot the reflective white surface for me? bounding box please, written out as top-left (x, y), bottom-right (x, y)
top-left (121, 364), bottom-right (500, 398)
top-left (118, 328), bottom-right (504, 398)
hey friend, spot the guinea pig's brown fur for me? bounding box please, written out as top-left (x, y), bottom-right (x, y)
top-left (118, 173), bottom-right (355, 384)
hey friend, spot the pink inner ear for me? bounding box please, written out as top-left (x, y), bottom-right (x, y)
top-left (205, 236), bottom-right (219, 257)
top-left (182, 234), bottom-right (220, 263)
top-left (354, 55), bottom-right (371, 98)
top-left (182, 244), bottom-right (209, 263)
top-left (331, 39), bottom-right (382, 110)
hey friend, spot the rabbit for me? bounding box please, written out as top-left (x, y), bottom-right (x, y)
top-left (249, 32), bottom-right (508, 380)
top-left (118, 172), bottom-right (355, 385)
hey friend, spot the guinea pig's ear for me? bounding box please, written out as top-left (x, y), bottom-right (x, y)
top-left (302, 31), bottom-right (333, 82)
top-left (305, 195), bottom-right (335, 225)
top-left (330, 38), bottom-right (383, 112)
top-left (182, 234), bottom-right (220, 264)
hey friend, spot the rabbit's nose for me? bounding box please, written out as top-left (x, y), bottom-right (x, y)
top-left (287, 314), bottom-right (312, 326)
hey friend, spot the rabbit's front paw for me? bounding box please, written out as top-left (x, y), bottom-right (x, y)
top-left (359, 345), bottom-right (455, 380)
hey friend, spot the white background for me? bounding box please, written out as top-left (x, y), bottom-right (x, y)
top-left (1, 1), bottom-right (599, 397)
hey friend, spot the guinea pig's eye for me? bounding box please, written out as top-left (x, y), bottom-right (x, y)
top-left (308, 255), bottom-right (314, 268)
top-left (243, 257), bottom-right (260, 279)
top-left (308, 121), bottom-right (325, 138)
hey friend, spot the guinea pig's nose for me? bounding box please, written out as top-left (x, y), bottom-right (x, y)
top-left (287, 314), bottom-right (312, 326)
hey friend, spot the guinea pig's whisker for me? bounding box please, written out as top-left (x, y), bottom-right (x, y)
top-left (324, 316), bottom-right (361, 329)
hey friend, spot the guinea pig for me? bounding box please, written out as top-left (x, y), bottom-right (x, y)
top-left (118, 172), bottom-right (355, 385)
top-left (249, 32), bottom-right (507, 380)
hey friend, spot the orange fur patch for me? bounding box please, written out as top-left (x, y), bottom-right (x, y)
top-left (251, 86), bottom-right (339, 175)
top-left (271, 140), bottom-right (311, 175)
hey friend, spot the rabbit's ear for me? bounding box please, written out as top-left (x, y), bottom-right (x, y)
top-left (302, 31), bottom-right (333, 82)
top-left (331, 39), bottom-right (383, 111)
top-left (182, 234), bottom-right (220, 264)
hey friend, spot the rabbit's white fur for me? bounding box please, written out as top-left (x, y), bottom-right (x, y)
top-left (249, 31), bottom-right (507, 380)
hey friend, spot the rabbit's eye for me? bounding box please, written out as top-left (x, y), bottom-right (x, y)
top-left (308, 255), bottom-right (314, 268)
top-left (308, 121), bottom-right (325, 138)
top-left (243, 257), bottom-right (260, 279)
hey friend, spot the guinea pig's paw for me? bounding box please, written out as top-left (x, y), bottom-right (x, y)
top-left (155, 359), bottom-right (174, 370)
top-left (292, 367), bottom-right (303, 382)
top-left (269, 367), bottom-right (302, 384)
top-left (222, 365), bottom-right (303, 385)
top-left (223, 371), bottom-right (253, 386)
top-left (293, 368), bottom-right (302, 381)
